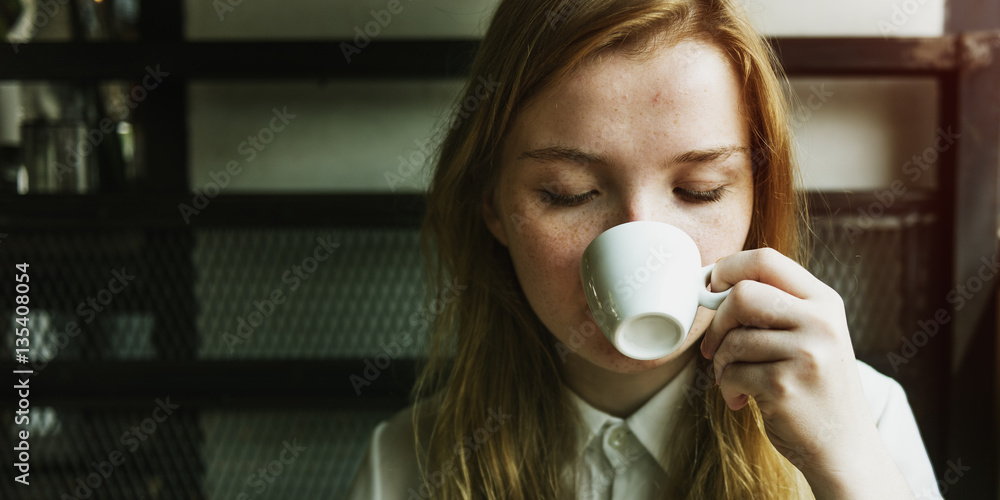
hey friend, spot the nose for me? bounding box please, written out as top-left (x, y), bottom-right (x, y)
top-left (612, 185), bottom-right (671, 227)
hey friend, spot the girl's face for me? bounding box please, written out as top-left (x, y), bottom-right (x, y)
top-left (483, 39), bottom-right (754, 374)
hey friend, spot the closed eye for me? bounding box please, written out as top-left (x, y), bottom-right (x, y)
top-left (540, 187), bottom-right (728, 207)
top-left (674, 186), bottom-right (728, 203)
top-left (540, 190), bottom-right (598, 207)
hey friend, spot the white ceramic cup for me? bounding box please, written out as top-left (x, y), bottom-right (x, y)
top-left (579, 221), bottom-right (730, 360)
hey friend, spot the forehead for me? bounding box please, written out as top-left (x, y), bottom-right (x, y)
top-left (574, 38), bottom-right (734, 101)
top-left (502, 39), bottom-right (746, 163)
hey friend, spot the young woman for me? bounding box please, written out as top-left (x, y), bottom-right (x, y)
top-left (348, 0), bottom-right (941, 498)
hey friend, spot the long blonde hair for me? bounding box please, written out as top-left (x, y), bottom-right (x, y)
top-left (413, 0), bottom-right (810, 498)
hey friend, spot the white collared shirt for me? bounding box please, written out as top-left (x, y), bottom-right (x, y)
top-left (561, 356), bottom-right (694, 499)
top-left (346, 359), bottom-right (943, 499)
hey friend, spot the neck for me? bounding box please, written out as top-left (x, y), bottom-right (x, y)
top-left (561, 346), bottom-right (697, 418)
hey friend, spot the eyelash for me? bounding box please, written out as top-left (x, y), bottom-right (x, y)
top-left (541, 190), bottom-right (598, 207)
top-left (676, 186), bottom-right (729, 203)
top-left (540, 187), bottom-right (729, 207)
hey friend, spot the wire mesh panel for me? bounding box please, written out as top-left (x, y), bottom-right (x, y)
top-left (201, 409), bottom-right (395, 500)
top-left (803, 212), bottom-right (941, 366)
top-left (0, 229), bottom-right (196, 363)
top-left (194, 227), bottom-right (427, 360)
top-left (0, 405), bottom-right (203, 500)
top-left (805, 216), bottom-right (907, 356)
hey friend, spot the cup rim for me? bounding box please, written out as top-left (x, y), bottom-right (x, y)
top-left (614, 312), bottom-right (686, 360)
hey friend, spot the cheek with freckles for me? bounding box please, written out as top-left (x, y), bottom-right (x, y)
top-left (505, 211), bottom-right (590, 327)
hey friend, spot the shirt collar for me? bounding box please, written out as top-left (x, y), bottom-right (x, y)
top-left (565, 356), bottom-right (699, 472)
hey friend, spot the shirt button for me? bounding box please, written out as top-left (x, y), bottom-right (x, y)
top-left (605, 423), bottom-right (630, 451)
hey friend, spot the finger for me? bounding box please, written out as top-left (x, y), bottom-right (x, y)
top-left (718, 362), bottom-right (755, 411)
top-left (711, 248), bottom-right (824, 301)
top-left (701, 279), bottom-right (805, 359)
top-left (721, 387), bottom-right (750, 411)
top-left (718, 361), bottom-right (784, 412)
top-left (712, 327), bottom-right (796, 385)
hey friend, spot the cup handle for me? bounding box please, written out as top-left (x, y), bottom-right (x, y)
top-left (698, 263), bottom-right (730, 309)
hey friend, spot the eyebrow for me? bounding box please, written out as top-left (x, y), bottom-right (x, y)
top-left (517, 144), bottom-right (747, 167)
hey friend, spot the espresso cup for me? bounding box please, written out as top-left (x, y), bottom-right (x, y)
top-left (579, 221), bottom-right (730, 360)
